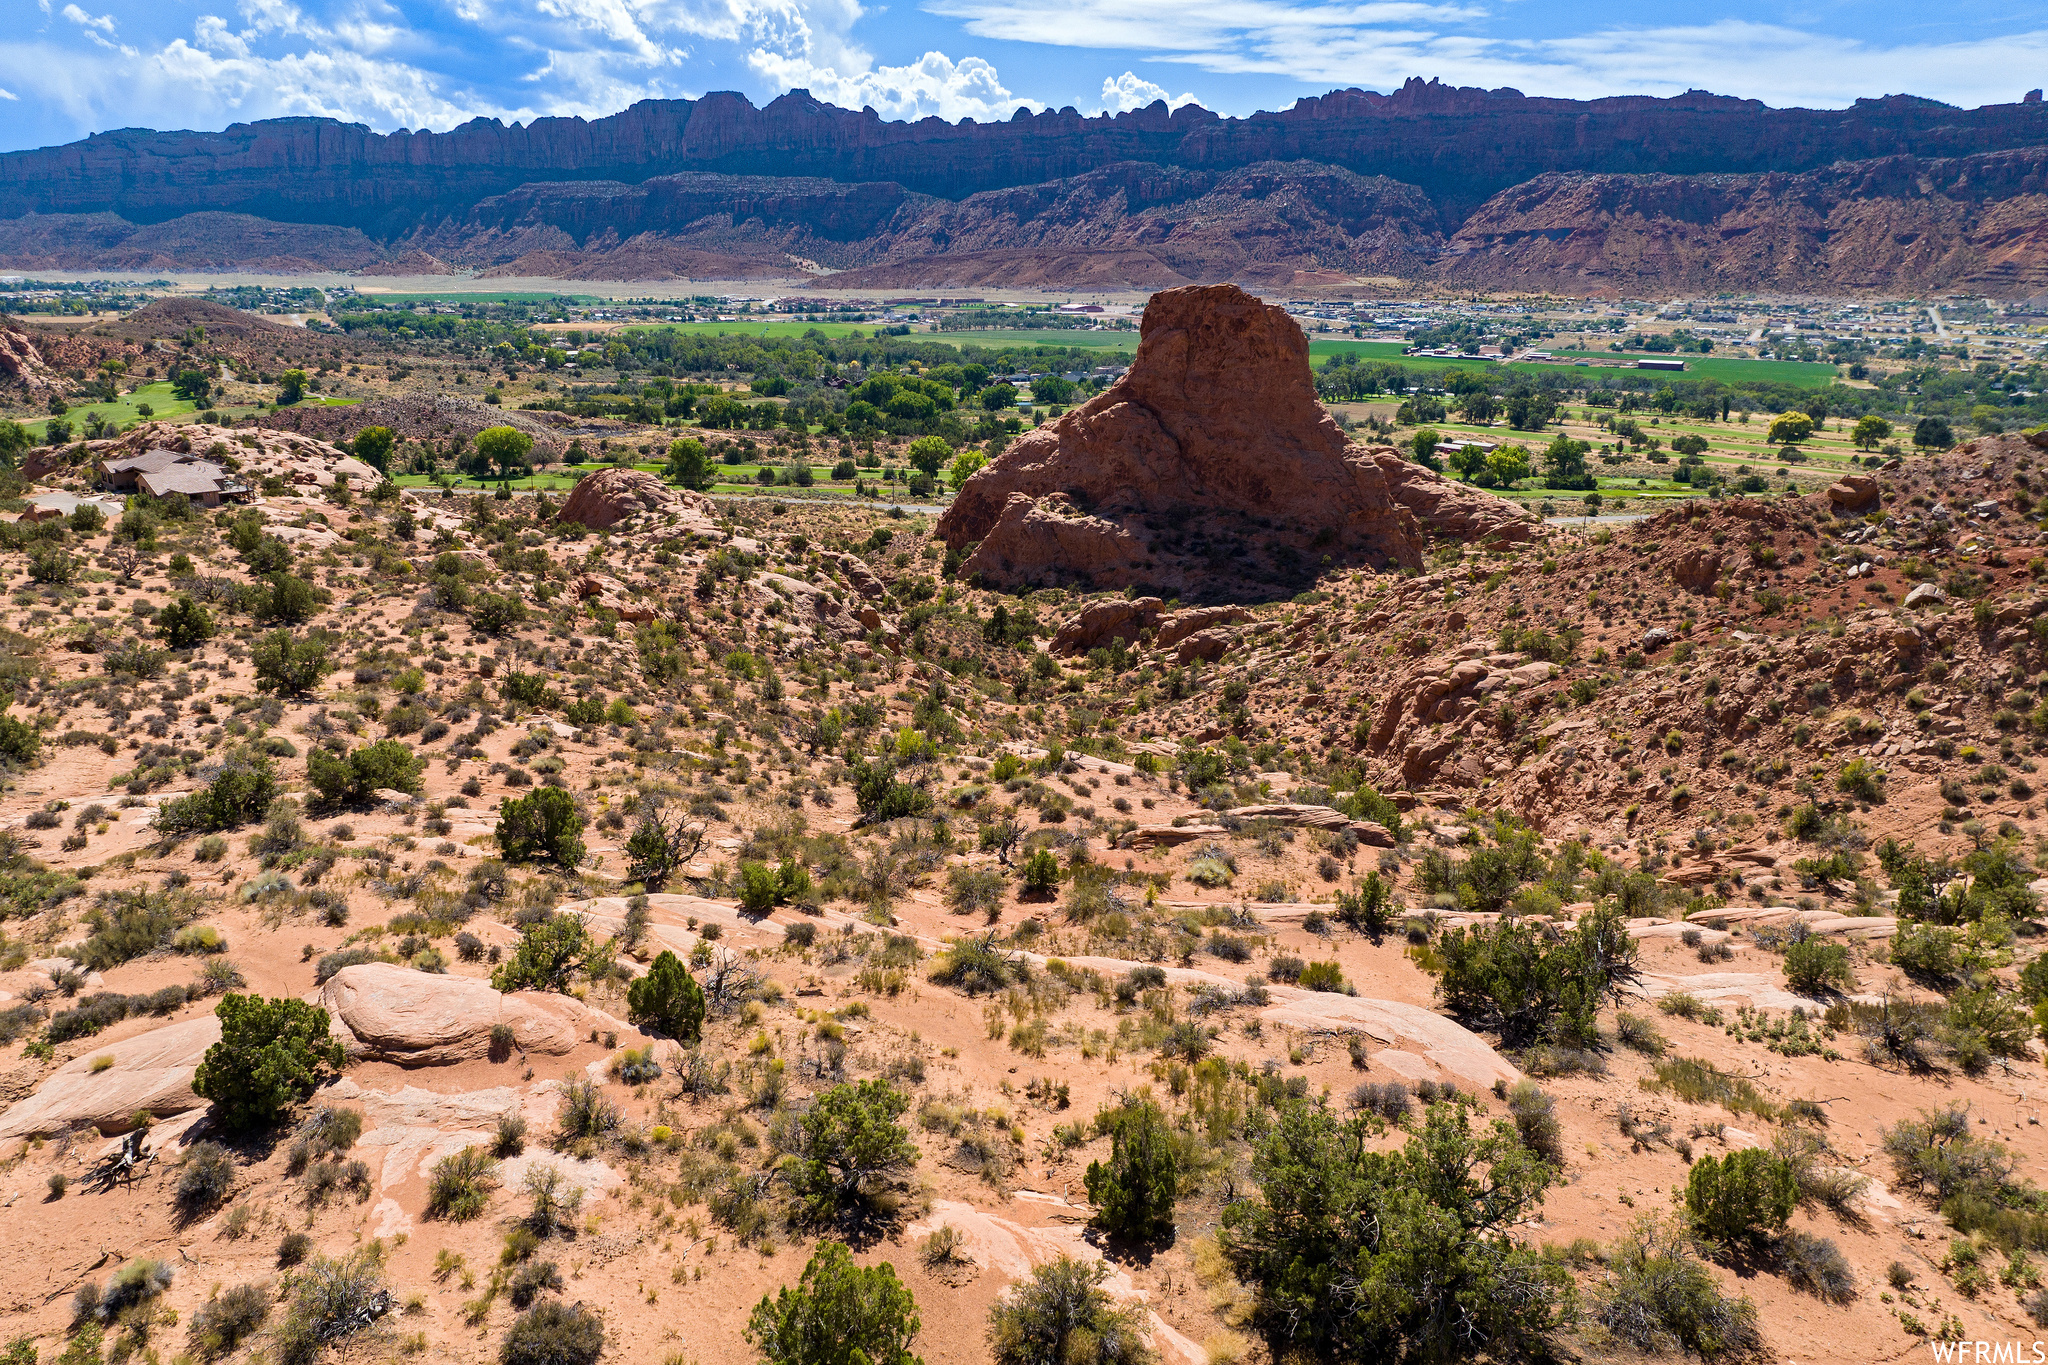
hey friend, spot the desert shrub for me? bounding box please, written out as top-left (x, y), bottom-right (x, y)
top-left (1084, 1099), bottom-right (1178, 1243)
top-left (499, 1299), bottom-right (602, 1365)
top-left (496, 787), bottom-right (586, 868)
top-left (314, 946), bottom-right (383, 983)
top-left (277, 1232), bottom-right (313, 1267)
top-left (1890, 922), bottom-right (1962, 985)
top-left (1504, 1080), bottom-right (1563, 1164)
top-left (494, 1112), bottom-right (528, 1157)
top-left (785, 1079), bottom-right (917, 1223)
top-left (193, 993), bottom-right (348, 1131)
top-left (89, 1259), bottom-right (175, 1322)
top-left (609, 1047), bottom-right (661, 1083)
top-left (1882, 1105), bottom-right (2018, 1205)
top-left (626, 949), bottom-right (704, 1043)
top-left (945, 864), bottom-right (1007, 919)
top-left (252, 629), bottom-right (336, 698)
top-left (491, 915), bottom-right (597, 994)
top-left (987, 1255), bottom-right (1146, 1365)
top-left (785, 921), bottom-right (818, 948)
top-left (1019, 848), bottom-right (1060, 896)
top-left (1940, 987), bottom-right (2033, 1074)
top-left (1686, 1149), bottom-right (1796, 1247)
top-left (1221, 1100), bottom-right (1570, 1361)
top-left (1615, 1012), bottom-right (1667, 1055)
top-left (1433, 906), bottom-right (1638, 1048)
top-left (1349, 1081), bottom-right (1412, 1122)
top-left (157, 755), bottom-right (279, 835)
top-left (523, 1167), bottom-right (585, 1237)
top-left (746, 1240), bottom-right (921, 1365)
top-left (1595, 1216), bottom-right (1761, 1359)
top-left (175, 1142), bottom-right (235, 1217)
top-left (188, 1282), bottom-right (271, 1359)
top-left (1779, 1230), bottom-right (1856, 1304)
top-left (306, 740), bottom-right (425, 807)
top-left (1296, 960), bottom-right (1347, 993)
top-left (506, 1261), bottom-right (562, 1310)
top-left (928, 932), bottom-right (1024, 995)
top-left (426, 1145), bottom-right (498, 1221)
top-left (556, 1078), bottom-right (620, 1143)
top-left (1782, 938), bottom-right (1853, 996)
top-left (77, 891), bottom-right (188, 969)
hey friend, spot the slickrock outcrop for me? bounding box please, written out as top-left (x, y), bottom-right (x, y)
top-left (556, 467), bottom-right (714, 531)
top-left (937, 284), bottom-right (1533, 594)
top-left (0, 1014), bottom-right (219, 1140)
top-left (322, 963), bottom-right (636, 1066)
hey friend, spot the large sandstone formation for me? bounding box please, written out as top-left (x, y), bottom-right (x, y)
top-left (0, 317), bottom-right (56, 395)
top-left (936, 284), bottom-right (1533, 594)
top-left (556, 467), bottom-right (716, 531)
top-left (322, 963), bottom-right (637, 1066)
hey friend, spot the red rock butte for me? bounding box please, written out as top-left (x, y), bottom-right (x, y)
top-left (936, 283), bottom-right (1534, 595)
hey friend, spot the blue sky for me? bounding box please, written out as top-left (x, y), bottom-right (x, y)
top-left (1, 0), bottom-right (2044, 154)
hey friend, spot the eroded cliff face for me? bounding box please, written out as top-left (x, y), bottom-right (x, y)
top-left (935, 283), bottom-right (1533, 598)
top-left (5, 81), bottom-right (2047, 231)
top-left (7, 83), bottom-right (2048, 291)
top-left (1439, 147), bottom-right (2048, 296)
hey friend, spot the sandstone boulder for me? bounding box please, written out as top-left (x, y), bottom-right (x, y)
top-left (322, 963), bottom-right (636, 1066)
top-left (1154, 605), bottom-right (1251, 649)
top-left (1051, 597), bottom-right (1163, 654)
top-left (574, 573), bottom-right (657, 623)
top-left (936, 284), bottom-right (1533, 591)
top-left (558, 468), bottom-right (712, 530)
top-left (1826, 473), bottom-right (1881, 513)
top-left (1671, 547), bottom-right (1722, 592)
top-left (0, 1014), bottom-right (220, 1140)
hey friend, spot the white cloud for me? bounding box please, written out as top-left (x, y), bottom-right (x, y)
top-left (751, 47), bottom-right (1037, 120)
top-left (0, 88), bottom-right (16, 100)
top-left (925, 1), bottom-right (2048, 110)
top-left (1099, 70), bottom-right (1199, 112)
top-left (60, 5), bottom-right (115, 32)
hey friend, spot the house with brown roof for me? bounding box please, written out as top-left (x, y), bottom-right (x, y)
top-left (97, 448), bottom-right (249, 506)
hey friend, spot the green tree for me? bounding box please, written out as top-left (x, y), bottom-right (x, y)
top-left (947, 449), bottom-right (988, 489)
top-left (1409, 427), bottom-right (1442, 468)
top-left (154, 597), bottom-right (214, 650)
top-left (252, 629), bottom-right (335, 696)
top-left (1852, 415), bottom-right (1892, 450)
top-left (1486, 444), bottom-right (1532, 486)
top-left (1541, 434), bottom-right (1593, 488)
top-left (664, 437), bottom-right (713, 491)
top-left (1084, 1100), bottom-right (1178, 1243)
top-left (1766, 411), bottom-right (1813, 446)
top-left (978, 383), bottom-right (1018, 412)
top-left (496, 788), bottom-right (586, 868)
top-left (1914, 416), bottom-right (1954, 450)
top-left (1432, 905), bottom-right (1638, 1048)
top-left (905, 436), bottom-right (951, 479)
top-left (192, 994), bottom-right (348, 1132)
top-left (1221, 1100), bottom-right (1570, 1363)
top-left (785, 1080), bottom-right (917, 1223)
top-left (306, 740), bottom-right (425, 807)
top-left (1020, 848), bottom-right (1060, 897)
top-left (352, 426), bottom-right (395, 473)
top-left (746, 1240), bottom-right (922, 1365)
top-left (0, 420), bottom-right (28, 468)
top-left (491, 915), bottom-right (598, 994)
top-left (278, 370), bottom-right (308, 405)
top-left (1685, 1149), bottom-right (1794, 1247)
top-left (475, 426), bottom-right (536, 479)
top-left (987, 1257), bottom-right (1149, 1365)
top-left (627, 951), bottom-right (705, 1044)
top-left (156, 753), bottom-right (278, 834)
top-left (253, 573), bottom-right (322, 625)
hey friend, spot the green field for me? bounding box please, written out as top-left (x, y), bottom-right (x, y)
top-left (633, 320), bottom-right (881, 341)
top-left (935, 330), bottom-right (1142, 352)
top-left (17, 382), bottom-right (359, 441)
